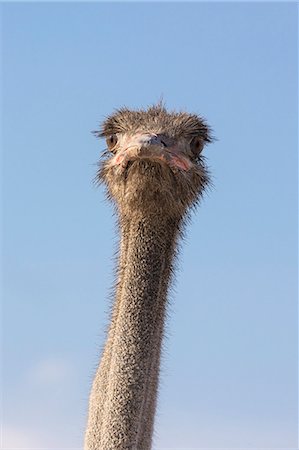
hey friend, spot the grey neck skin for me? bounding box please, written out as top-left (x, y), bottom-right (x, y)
top-left (84, 213), bottom-right (179, 450)
top-left (84, 222), bottom-right (130, 449)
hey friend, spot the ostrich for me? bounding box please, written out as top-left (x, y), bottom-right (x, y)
top-left (84, 104), bottom-right (212, 450)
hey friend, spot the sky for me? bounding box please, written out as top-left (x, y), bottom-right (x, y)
top-left (1, 2), bottom-right (298, 449)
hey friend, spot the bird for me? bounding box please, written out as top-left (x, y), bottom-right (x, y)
top-left (84, 103), bottom-right (212, 450)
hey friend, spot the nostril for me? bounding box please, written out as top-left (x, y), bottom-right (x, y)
top-left (148, 135), bottom-right (167, 147)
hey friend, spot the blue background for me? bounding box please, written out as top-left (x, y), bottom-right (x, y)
top-left (2, 2), bottom-right (297, 448)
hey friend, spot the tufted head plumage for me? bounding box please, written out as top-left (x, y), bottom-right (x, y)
top-left (96, 103), bottom-right (212, 143)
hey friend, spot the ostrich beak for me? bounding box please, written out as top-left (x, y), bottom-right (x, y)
top-left (110, 133), bottom-right (193, 172)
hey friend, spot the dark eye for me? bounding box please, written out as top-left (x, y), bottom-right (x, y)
top-left (190, 136), bottom-right (203, 156)
top-left (106, 134), bottom-right (118, 151)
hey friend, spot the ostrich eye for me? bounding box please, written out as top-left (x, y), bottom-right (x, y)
top-left (106, 134), bottom-right (118, 151)
top-left (190, 136), bottom-right (203, 156)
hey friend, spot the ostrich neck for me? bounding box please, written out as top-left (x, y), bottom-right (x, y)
top-left (98, 212), bottom-right (179, 449)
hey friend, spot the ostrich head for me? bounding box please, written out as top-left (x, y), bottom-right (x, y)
top-left (96, 104), bottom-right (212, 218)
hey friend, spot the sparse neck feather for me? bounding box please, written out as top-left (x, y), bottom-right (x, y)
top-left (85, 211), bottom-right (180, 449)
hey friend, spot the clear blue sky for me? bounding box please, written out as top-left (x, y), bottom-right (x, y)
top-left (2, 2), bottom-right (297, 449)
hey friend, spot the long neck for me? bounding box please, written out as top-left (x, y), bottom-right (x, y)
top-left (88, 212), bottom-right (179, 449)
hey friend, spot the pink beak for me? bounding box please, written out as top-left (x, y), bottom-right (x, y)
top-left (111, 133), bottom-right (192, 172)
